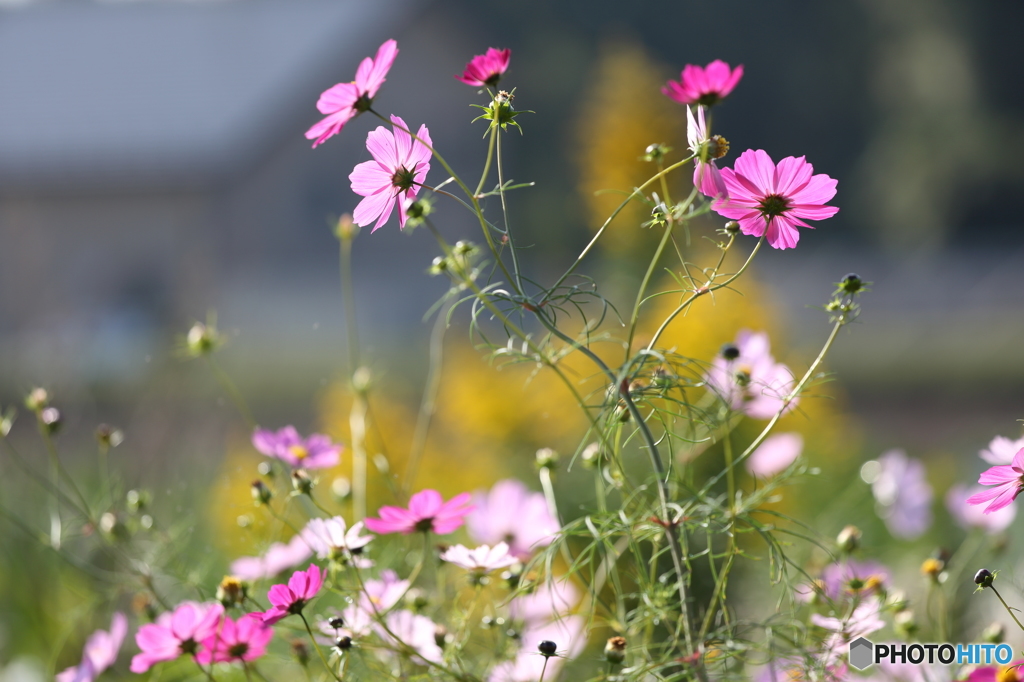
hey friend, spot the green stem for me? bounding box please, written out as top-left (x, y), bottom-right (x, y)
top-left (402, 299), bottom-right (450, 498)
top-left (495, 130), bottom-right (524, 293)
top-left (340, 233), bottom-right (360, 373)
top-left (300, 612), bottom-right (344, 682)
top-left (205, 357), bottom-right (257, 430)
top-left (990, 586), bottom-right (1024, 633)
top-left (625, 217), bottom-right (676, 360)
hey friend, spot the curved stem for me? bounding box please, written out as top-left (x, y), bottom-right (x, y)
top-left (300, 612), bottom-right (344, 682)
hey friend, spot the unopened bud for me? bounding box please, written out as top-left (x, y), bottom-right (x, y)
top-left (838, 273), bottom-right (865, 295)
top-left (40, 407), bottom-right (61, 434)
top-left (217, 575), bottom-right (247, 606)
top-left (291, 640), bottom-right (309, 666)
top-left (605, 636), bottom-right (627, 664)
top-left (291, 469), bottom-right (314, 495)
top-left (921, 557), bottom-right (944, 582)
top-left (982, 622), bottom-right (1006, 644)
top-left (351, 366), bottom-right (372, 394)
top-left (723, 220), bottom-right (740, 235)
top-left (429, 256), bottom-right (448, 275)
top-left (836, 525), bottom-right (861, 553)
top-left (642, 143), bottom-right (670, 162)
top-left (651, 366), bottom-right (673, 389)
top-left (535, 447), bottom-right (559, 470)
top-left (614, 401), bottom-right (631, 422)
top-left (720, 343), bottom-right (740, 360)
top-left (581, 442), bottom-right (602, 469)
top-left (334, 636), bottom-right (352, 651)
top-left (893, 609), bottom-right (917, 637)
top-left (126, 489), bottom-right (150, 513)
top-left (333, 214), bottom-right (359, 241)
top-left (974, 568), bottom-right (994, 588)
top-left (25, 387), bottom-right (49, 412)
top-left (185, 322), bottom-right (220, 356)
top-left (95, 424), bottom-right (124, 448)
top-left (434, 624), bottom-right (449, 648)
top-left (328, 616), bottom-right (345, 629)
top-left (332, 477), bottom-right (352, 502)
top-left (251, 480), bottom-right (272, 505)
top-left (538, 640), bottom-right (558, 657)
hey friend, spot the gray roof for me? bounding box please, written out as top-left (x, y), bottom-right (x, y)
top-left (0, 0), bottom-right (412, 190)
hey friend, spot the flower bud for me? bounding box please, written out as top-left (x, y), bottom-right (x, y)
top-left (836, 525), bottom-right (861, 553)
top-left (642, 143), bottom-right (670, 163)
top-left (328, 616), bottom-right (345, 630)
top-left (291, 469), bottom-right (314, 495)
top-left (605, 636), bottom-right (627, 664)
top-left (291, 640), bottom-right (309, 667)
top-left (614, 401), bottom-right (631, 422)
top-left (838, 273), bottom-right (865, 295)
top-left (723, 220), bottom-right (740, 235)
top-left (651, 366), bottom-right (673, 389)
top-left (217, 575), bottom-right (248, 606)
top-left (538, 640), bottom-right (558, 657)
top-left (251, 480), bottom-right (272, 505)
top-left (893, 609), bottom-right (917, 638)
top-left (0, 407), bottom-right (13, 438)
top-left (333, 213), bottom-right (359, 241)
top-left (95, 424), bottom-right (124, 448)
top-left (733, 369), bottom-right (751, 388)
top-left (403, 198), bottom-right (433, 228)
top-left (351, 366), bottom-right (372, 394)
top-left (40, 407), bottom-right (62, 435)
top-left (434, 624), bottom-right (449, 649)
top-left (25, 387), bottom-right (49, 412)
top-left (332, 477), bottom-right (352, 502)
top-left (185, 322), bottom-right (221, 356)
top-left (334, 636), bottom-right (353, 651)
top-left (921, 557), bottom-right (944, 583)
top-left (429, 256), bottom-right (448, 275)
top-left (535, 447), bottom-right (559, 471)
top-left (982, 622), bottom-right (1006, 644)
top-left (720, 343), bottom-right (740, 360)
top-left (975, 568), bottom-right (994, 588)
top-left (126, 489), bottom-right (150, 513)
top-left (581, 442), bottom-right (602, 469)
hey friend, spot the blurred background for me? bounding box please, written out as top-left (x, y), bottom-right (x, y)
top-left (2, 0), bottom-right (1024, 676)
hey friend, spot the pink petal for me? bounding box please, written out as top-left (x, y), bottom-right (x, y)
top-left (765, 215), bottom-right (801, 249)
top-left (985, 483), bottom-right (1021, 514)
top-left (732, 149), bottom-right (776, 195)
top-left (365, 126), bottom-right (399, 171)
top-left (772, 155), bottom-right (812, 197)
top-left (409, 489), bottom-right (443, 518)
top-left (979, 465), bottom-right (1020, 485)
top-left (315, 82), bottom-right (359, 115)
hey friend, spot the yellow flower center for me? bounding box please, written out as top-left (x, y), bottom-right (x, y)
top-left (997, 666), bottom-right (1021, 682)
top-left (289, 445), bottom-right (309, 461)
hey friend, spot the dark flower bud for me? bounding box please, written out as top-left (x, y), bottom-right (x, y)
top-left (334, 636), bottom-right (352, 651)
top-left (328, 616), bottom-right (345, 629)
top-left (538, 640), bottom-right (558, 657)
top-left (291, 469), bottom-right (314, 495)
top-left (290, 640), bottom-right (309, 666)
top-left (429, 256), bottom-right (448, 275)
top-left (434, 624), bottom-right (449, 648)
top-left (975, 568), bottom-right (994, 588)
top-left (839, 273), bottom-right (864, 295)
top-left (605, 636), bottom-right (627, 664)
top-left (40, 407), bottom-right (62, 435)
top-left (723, 220), bottom-right (740, 235)
top-left (614, 401), bottom-right (631, 423)
top-left (251, 480), bottom-right (272, 505)
top-left (720, 343), bottom-right (740, 360)
top-left (642, 143), bottom-right (670, 163)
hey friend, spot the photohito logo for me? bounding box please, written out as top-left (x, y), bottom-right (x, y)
top-left (848, 638), bottom-right (1013, 671)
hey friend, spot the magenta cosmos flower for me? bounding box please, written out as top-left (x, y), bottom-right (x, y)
top-left (687, 104), bottom-right (728, 199)
top-left (746, 432), bottom-right (803, 478)
top-left (349, 114), bottom-right (432, 232)
top-left (364, 488), bottom-right (473, 535)
top-left (305, 39), bottom-right (398, 148)
top-left (712, 149), bottom-right (838, 249)
top-left (130, 602), bottom-right (224, 673)
top-left (257, 564), bottom-right (324, 625)
top-left (467, 479), bottom-right (559, 559)
top-left (456, 47), bottom-right (511, 87)
top-left (967, 661), bottom-right (1024, 682)
top-left (663, 60), bottom-right (744, 106)
top-left (196, 614), bottom-right (272, 665)
top-left (252, 426), bottom-right (341, 469)
top-left (967, 447), bottom-right (1024, 514)
top-left (230, 533), bottom-right (313, 581)
top-left (57, 613), bottom-right (127, 682)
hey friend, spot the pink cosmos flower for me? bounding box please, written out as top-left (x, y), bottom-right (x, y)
top-left (456, 47), bottom-right (511, 87)
top-left (302, 516), bottom-right (373, 561)
top-left (966, 661), bottom-right (1024, 682)
top-left (197, 614), bottom-right (272, 665)
top-left (746, 432), bottom-right (803, 477)
top-left (257, 564), bottom-right (324, 625)
top-left (967, 447), bottom-right (1024, 514)
top-left (467, 479), bottom-right (559, 559)
top-left (687, 104), bottom-right (728, 199)
top-left (819, 560), bottom-right (890, 600)
top-left (980, 435), bottom-right (1024, 465)
top-left (870, 449), bottom-right (933, 539)
top-left (349, 114), bottom-right (432, 232)
top-left (712, 149), bottom-right (839, 250)
top-left (381, 610), bottom-right (444, 665)
top-left (130, 602), bottom-right (224, 673)
top-left (441, 542), bottom-right (518, 573)
top-left (230, 534), bottom-right (313, 581)
top-left (305, 39), bottom-right (398, 148)
top-left (509, 579), bottom-right (580, 625)
top-left (947, 484), bottom-right (1016, 533)
top-left (252, 426), bottom-right (341, 469)
top-left (364, 489), bottom-right (473, 535)
top-left (705, 330), bottom-right (798, 419)
top-left (57, 613), bottom-right (127, 682)
top-left (663, 60), bottom-right (744, 106)
top-left (812, 598), bottom-right (885, 665)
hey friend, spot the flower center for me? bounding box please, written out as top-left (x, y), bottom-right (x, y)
top-left (484, 72), bottom-right (502, 87)
top-left (758, 194), bottom-right (790, 218)
top-left (414, 517), bottom-right (435, 533)
top-left (228, 642), bottom-right (250, 658)
top-left (391, 166), bottom-right (417, 192)
top-left (353, 92), bottom-right (373, 113)
top-left (179, 638), bottom-right (198, 656)
top-left (287, 599), bottom-right (308, 615)
top-left (288, 445), bottom-right (309, 461)
top-left (997, 666), bottom-right (1021, 682)
top-left (697, 92), bottom-right (721, 107)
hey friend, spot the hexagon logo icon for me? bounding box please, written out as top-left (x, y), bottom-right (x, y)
top-left (849, 637), bottom-right (874, 670)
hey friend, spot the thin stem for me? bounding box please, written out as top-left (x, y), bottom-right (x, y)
top-left (350, 392), bottom-right (368, 521)
top-left (474, 126), bottom-right (497, 198)
top-left (990, 586), bottom-right (1024, 633)
top-left (205, 357), bottom-right (257, 430)
top-left (496, 130), bottom-right (524, 292)
top-left (625, 217), bottom-right (676, 359)
top-left (402, 299), bottom-right (450, 497)
top-left (538, 656), bottom-right (551, 682)
top-left (340, 233), bottom-right (360, 372)
top-left (300, 612), bottom-right (344, 682)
